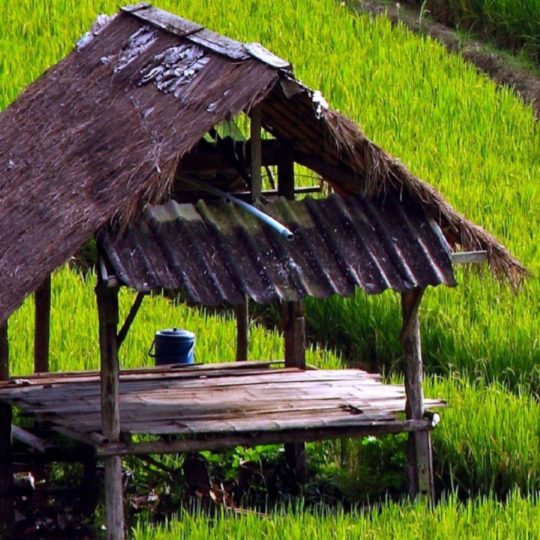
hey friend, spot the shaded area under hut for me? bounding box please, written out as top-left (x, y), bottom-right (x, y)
top-left (0, 4), bottom-right (525, 539)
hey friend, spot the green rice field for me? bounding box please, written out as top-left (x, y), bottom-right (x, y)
top-left (132, 492), bottom-right (540, 539)
top-left (404, 0), bottom-right (540, 63)
top-left (1, 0), bottom-right (539, 537)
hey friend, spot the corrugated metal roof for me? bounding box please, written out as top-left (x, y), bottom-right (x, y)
top-left (100, 193), bottom-right (456, 306)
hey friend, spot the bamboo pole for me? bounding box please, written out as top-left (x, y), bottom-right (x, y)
top-left (96, 278), bottom-right (125, 540)
top-left (0, 322), bottom-right (13, 530)
top-left (250, 105), bottom-right (262, 203)
top-left (400, 288), bottom-right (435, 500)
top-left (234, 105), bottom-right (263, 361)
top-left (34, 275), bottom-right (51, 373)
top-left (117, 292), bottom-right (145, 350)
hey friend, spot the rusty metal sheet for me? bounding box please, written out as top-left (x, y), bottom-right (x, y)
top-left (100, 193), bottom-right (456, 306)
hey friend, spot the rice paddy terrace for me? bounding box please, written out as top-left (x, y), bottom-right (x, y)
top-left (0, 0), bottom-right (538, 537)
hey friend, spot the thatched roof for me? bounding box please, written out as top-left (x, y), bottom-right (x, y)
top-left (0, 4), bottom-right (525, 325)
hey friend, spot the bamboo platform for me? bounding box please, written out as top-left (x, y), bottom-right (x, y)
top-left (0, 362), bottom-right (443, 457)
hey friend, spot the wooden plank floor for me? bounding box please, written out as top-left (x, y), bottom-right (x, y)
top-left (0, 362), bottom-right (444, 456)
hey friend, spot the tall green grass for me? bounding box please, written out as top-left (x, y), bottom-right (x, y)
top-left (132, 492), bottom-right (540, 539)
top-left (1, 2), bottom-right (539, 535)
top-left (318, 376), bottom-right (540, 500)
top-left (7, 268), bottom-right (341, 375)
top-left (9, 270), bottom-right (539, 499)
top-left (427, 377), bottom-right (540, 495)
top-left (1, 0), bottom-right (537, 390)
top-left (404, 0), bottom-right (540, 63)
top-left (307, 271), bottom-right (540, 391)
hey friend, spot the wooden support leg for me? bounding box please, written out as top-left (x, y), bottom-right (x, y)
top-left (235, 297), bottom-right (249, 362)
top-left (284, 442), bottom-right (307, 484)
top-left (282, 301), bottom-right (306, 369)
top-left (282, 301), bottom-right (307, 483)
top-left (81, 456), bottom-right (99, 515)
top-left (34, 275), bottom-right (51, 373)
top-left (96, 281), bottom-right (125, 540)
top-left (400, 288), bottom-right (435, 501)
top-left (0, 322), bottom-right (14, 531)
top-left (104, 456), bottom-right (124, 538)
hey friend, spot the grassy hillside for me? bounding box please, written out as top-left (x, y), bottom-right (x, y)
top-left (1, 0), bottom-right (538, 389)
top-left (404, 0), bottom-right (540, 63)
top-left (133, 492), bottom-right (540, 539)
top-left (1, 0), bottom-right (539, 536)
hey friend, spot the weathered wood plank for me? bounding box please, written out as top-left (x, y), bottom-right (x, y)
top-left (0, 368), bottom-right (382, 394)
top-left (450, 251), bottom-right (488, 265)
top-left (122, 5), bottom-right (204, 37)
top-left (98, 418), bottom-right (434, 457)
top-left (0, 379), bottom-right (406, 410)
top-left (0, 361), bottom-right (283, 387)
top-left (11, 425), bottom-right (49, 453)
top-left (188, 28), bottom-right (250, 60)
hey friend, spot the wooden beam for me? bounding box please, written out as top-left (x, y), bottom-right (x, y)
top-left (97, 418), bottom-right (435, 457)
top-left (235, 297), bottom-right (249, 362)
top-left (179, 138), bottom-right (283, 172)
top-left (96, 279), bottom-right (125, 540)
top-left (11, 425), bottom-right (49, 453)
top-left (400, 288), bottom-right (435, 501)
top-left (234, 186), bottom-right (322, 198)
top-left (117, 292), bottom-right (145, 350)
top-left (293, 149), bottom-right (356, 188)
top-left (277, 146), bottom-right (295, 199)
top-left (0, 322), bottom-right (13, 531)
top-left (450, 251), bottom-right (488, 265)
top-left (34, 275), bottom-right (51, 373)
top-left (250, 105), bottom-right (262, 203)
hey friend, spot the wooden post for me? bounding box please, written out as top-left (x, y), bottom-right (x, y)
top-left (281, 300), bottom-right (307, 483)
top-left (250, 105), bottom-right (262, 204)
top-left (96, 279), bottom-right (125, 540)
top-left (235, 297), bottom-right (249, 361)
top-left (278, 147), bottom-right (307, 481)
top-left (0, 322), bottom-right (14, 531)
top-left (34, 274), bottom-right (51, 373)
top-left (235, 105), bottom-right (262, 362)
top-left (277, 147), bottom-right (295, 200)
top-left (282, 301), bottom-right (306, 369)
top-left (400, 288), bottom-right (434, 500)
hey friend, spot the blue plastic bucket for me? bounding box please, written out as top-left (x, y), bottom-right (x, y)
top-left (149, 328), bottom-right (195, 366)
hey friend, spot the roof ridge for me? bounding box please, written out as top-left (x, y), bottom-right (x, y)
top-left (121, 3), bottom-right (291, 69)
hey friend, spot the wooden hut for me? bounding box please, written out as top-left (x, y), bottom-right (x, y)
top-left (0, 4), bottom-right (525, 539)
